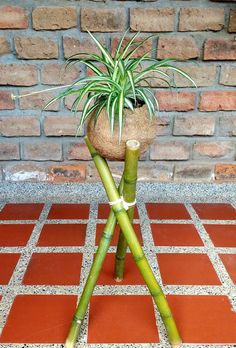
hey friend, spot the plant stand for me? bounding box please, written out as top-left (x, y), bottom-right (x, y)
top-left (65, 136), bottom-right (182, 348)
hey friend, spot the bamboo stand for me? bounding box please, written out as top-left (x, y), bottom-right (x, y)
top-left (65, 137), bottom-right (182, 348)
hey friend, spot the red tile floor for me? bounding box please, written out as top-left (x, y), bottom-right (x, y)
top-left (0, 202), bottom-right (236, 347)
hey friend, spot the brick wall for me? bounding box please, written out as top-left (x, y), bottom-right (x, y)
top-left (0, 0), bottom-right (236, 184)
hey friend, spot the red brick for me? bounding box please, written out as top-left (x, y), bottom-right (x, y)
top-left (43, 116), bottom-right (82, 136)
top-left (215, 164), bottom-right (236, 182)
top-left (130, 8), bottom-right (175, 32)
top-left (156, 91), bottom-right (195, 111)
top-left (15, 36), bottom-right (58, 59)
top-left (0, 91), bottom-right (15, 110)
top-left (220, 65), bottom-right (236, 86)
top-left (156, 116), bottom-right (172, 136)
top-left (174, 64), bottom-right (216, 87)
top-left (111, 36), bottom-right (152, 58)
top-left (67, 143), bottom-right (91, 160)
top-left (157, 36), bottom-right (199, 60)
top-left (0, 37), bottom-right (11, 55)
top-left (193, 142), bottom-right (235, 160)
top-left (219, 116), bottom-right (236, 136)
top-left (0, 64), bottom-right (37, 86)
top-left (0, 6), bottom-right (28, 29)
top-left (0, 116), bottom-right (40, 136)
top-left (150, 141), bottom-right (190, 160)
top-left (41, 64), bottom-right (80, 85)
top-left (173, 115), bottom-right (215, 136)
top-left (228, 10), bottom-right (236, 33)
top-left (32, 7), bottom-right (77, 30)
top-left (0, 143), bottom-right (19, 160)
top-left (63, 35), bottom-right (106, 59)
top-left (81, 8), bottom-right (126, 32)
top-left (179, 8), bottom-right (224, 31)
top-left (19, 91), bottom-right (60, 111)
top-left (4, 163), bottom-right (47, 182)
top-left (204, 38), bottom-right (236, 60)
top-left (174, 163), bottom-right (214, 182)
top-left (199, 91), bottom-right (236, 111)
top-left (23, 142), bottom-right (62, 161)
top-left (47, 163), bottom-right (86, 183)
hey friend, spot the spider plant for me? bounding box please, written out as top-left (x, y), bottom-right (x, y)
top-left (46, 30), bottom-right (196, 141)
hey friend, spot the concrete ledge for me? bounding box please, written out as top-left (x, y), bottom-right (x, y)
top-left (1, 182), bottom-right (235, 203)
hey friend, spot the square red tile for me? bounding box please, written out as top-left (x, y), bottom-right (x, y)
top-left (151, 224), bottom-right (203, 246)
top-left (47, 204), bottom-right (90, 220)
top-left (157, 253), bottom-right (221, 285)
top-left (219, 254), bottom-right (236, 284)
top-left (98, 203), bottom-right (139, 219)
top-left (0, 295), bottom-right (77, 343)
top-left (95, 223), bottom-right (143, 246)
top-left (0, 204), bottom-right (44, 220)
top-left (88, 295), bottom-right (159, 343)
top-left (167, 295), bottom-right (236, 343)
top-left (0, 224), bottom-right (34, 247)
top-left (204, 224), bottom-right (236, 247)
top-left (37, 224), bottom-right (87, 246)
top-left (192, 203), bottom-right (236, 220)
top-left (146, 203), bottom-right (191, 220)
top-left (0, 253), bottom-right (20, 285)
top-left (97, 253), bottom-right (145, 285)
top-left (22, 253), bottom-right (83, 285)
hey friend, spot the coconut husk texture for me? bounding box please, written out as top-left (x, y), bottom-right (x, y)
top-left (86, 104), bottom-right (157, 160)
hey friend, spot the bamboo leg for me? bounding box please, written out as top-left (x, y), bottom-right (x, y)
top-left (114, 139), bottom-right (139, 282)
top-left (85, 136), bottom-right (182, 347)
top-left (65, 180), bottom-right (124, 348)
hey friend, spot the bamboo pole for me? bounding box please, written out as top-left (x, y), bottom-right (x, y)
top-left (114, 139), bottom-right (139, 282)
top-left (84, 136), bottom-right (182, 347)
top-left (65, 180), bottom-right (124, 348)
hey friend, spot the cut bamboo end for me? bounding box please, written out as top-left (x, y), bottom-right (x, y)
top-left (114, 277), bottom-right (123, 283)
top-left (126, 139), bottom-right (140, 150)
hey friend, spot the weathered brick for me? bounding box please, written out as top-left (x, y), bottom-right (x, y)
top-left (0, 64), bottom-right (37, 86)
top-left (150, 141), bottom-right (190, 160)
top-left (157, 36), bottom-right (199, 60)
top-left (41, 64), bottom-right (80, 85)
top-left (130, 8), bottom-right (175, 32)
top-left (220, 66), bottom-right (236, 86)
top-left (174, 163), bottom-right (214, 182)
top-left (228, 10), bottom-right (236, 33)
top-left (32, 7), bottom-right (77, 30)
top-left (4, 162), bottom-right (47, 182)
top-left (44, 116), bottom-right (83, 136)
top-left (155, 116), bottom-right (172, 136)
top-left (23, 142), bottom-right (62, 161)
top-left (0, 37), bottom-right (11, 55)
top-left (47, 163), bottom-right (86, 182)
top-left (87, 161), bottom-right (123, 182)
top-left (199, 91), bottom-right (236, 111)
top-left (156, 91), bottom-right (195, 111)
top-left (111, 36), bottom-right (152, 58)
top-left (193, 142), bottom-right (235, 159)
top-left (0, 6), bottom-right (28, 29)
top-left (179, 8), bottom-right (224, 31)
top-left (219, 116), bottom-right (236, 136)
top-left (0, 143), bottom-right (19, 160)
top-left (138, 162), bottom-right (174, 181)
top-left (64, 95), bottom-right (85, 111)
top-left (15, 36), bottom-right (58, 59)
top-left (63, 35), bottom-right (106, 59)
top-left (0, 116), bottom-right (40, 136)
top-left (215, 164), bottom-right (236, 182)
top-left (203, 38), bottom-right (236, 60)
top-left (67, 143), bottom-right (91, 160)
top-left (173, 115), bottom-right (215, 136)
top-left (174, 64), bottom-right (216, 87)
top-left (19, 91), bottom-right (60, 111)
top-left (0, 91), bottom-right (15, 110)
top-left (81, 8), bottom-right (126, 32)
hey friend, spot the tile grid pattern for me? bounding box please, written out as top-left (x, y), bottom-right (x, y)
top-left (0, 202), bottom-right (235, 347)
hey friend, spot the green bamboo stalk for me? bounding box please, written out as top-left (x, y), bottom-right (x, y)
top-left (65, 180), bottom-right (124, 348)
top-left (114, 139), bottom-right (139, 282)
top-left (84, 135), bottom-right (182, 347)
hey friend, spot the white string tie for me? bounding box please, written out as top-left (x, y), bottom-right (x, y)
top-left (108, 196), bottom-right (136, 211)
